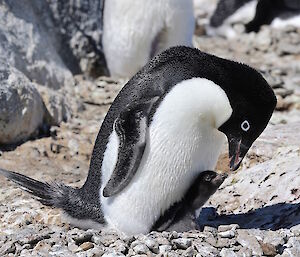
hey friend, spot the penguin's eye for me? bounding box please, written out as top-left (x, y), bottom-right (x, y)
top-left (241, 120), bottom-right (250, 132)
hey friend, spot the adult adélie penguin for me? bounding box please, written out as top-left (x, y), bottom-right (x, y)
top-left (0, 46), bottom-right (277, 235)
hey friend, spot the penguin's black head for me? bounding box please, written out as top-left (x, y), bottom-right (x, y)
top-left (218, 64), bottom-right (277, 171)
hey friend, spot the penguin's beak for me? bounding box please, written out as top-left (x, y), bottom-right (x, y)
top-left (228, 137), bottom-right (249, 171)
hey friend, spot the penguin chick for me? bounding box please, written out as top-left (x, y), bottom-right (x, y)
top-left (0, 46), bottom-right (276, 235)
top-left (153, 171), bottom-right (227, 232)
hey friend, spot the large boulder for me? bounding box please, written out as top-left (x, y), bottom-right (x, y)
top-left (35, 84), bottom-right (73, 125)
top-left (0, 0), bottom-right (74, 89)
top-left (48, 0), bottom-right (107, 77)
top-left (0, 62), bottom-right (45, 145)
top-left (0, 0), bottom-right (103, 144)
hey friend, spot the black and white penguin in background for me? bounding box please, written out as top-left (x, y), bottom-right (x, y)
top-left (0, 46), bottom-right (276, 235)
top-left (206, 0), bottom-right (300, 38)
top-left (102, 0), bottom-right (195, 78)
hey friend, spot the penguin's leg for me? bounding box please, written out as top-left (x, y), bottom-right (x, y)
top-left (245, 0), bottom-right (282, 32)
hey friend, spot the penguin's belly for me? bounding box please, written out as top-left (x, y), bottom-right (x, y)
top-left (100, 78), bottom-right (231, 235)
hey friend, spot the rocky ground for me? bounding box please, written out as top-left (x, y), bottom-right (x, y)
top-left (1, 5), bottom-right (300, 257)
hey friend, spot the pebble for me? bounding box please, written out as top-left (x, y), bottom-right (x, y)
top-left (68, 242), bottom-right (78, 253)
top-left (156, 237), bottom-right (170, 245)
top-left (74, 232), bottom-right (93, 245)
top-left (102, 253), bottom-right (125, 257)
top-left (172, 238), bottom-right (192, 250)
top-left (2, 7), bottom-right (300, 257)
top-left (182, 246), bottom-right (198, 257)
top-left (218, 224), bottom-right (240, 232)
top-left (144, 238), bottom-right (159, 253)
top-left (76, 242), bottom-right (94, 252)
top-left (216, 238), bottom-right (237, 248)
top-left (203, 226), bottom-right (218, 236)
top-left (259, 241), bottom-right (277, 256)
top-left (236, 247), bottom-right (253, 257)
top-left (159, 244), bottom-right (172, 253)
top-left (132, 243), bottom-right (149, 254)
top-left (193, 241), bottom-right (219, 257)
top-left (236, 230), bottom-right (263, 256)
top-left (220, 248), bottom-right (238, 257)
top-left (218, 229), bottom-right (236, 239)
top-left (169, 231), bottom-right (179, 239)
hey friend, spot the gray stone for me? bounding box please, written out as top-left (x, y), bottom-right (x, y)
top-left (203, 226), bottom-right (218, 235)
top-left (182, 246), bottom-right (198, 257)
top-left (76, 242), bottom-right (94, 252)
top-left (216, 238), bottom-right (237, 248)
top-left (218, 229), bottom-right (236, 239)
top-left (156, 237), bottom-right (170, 245)
top-left (73, 232), bottom-right (93, 245)
top-left (285, 237), bottom-right (300, 249)
top-left (144, 238), bottom-right (159, 254)
top-left (236, 230), bottom-right (263, 256)
top-left (172, 238), bottom-right (192, 250)
top-left (277, 41), bottom-right (300, 55)
top-left (193, 241), bottom-right (219, 257)
top-left (0, 0), bottom-right (74, 89)
top-left (218, 224), bottom-right (240, 233)
top-left (220, 248), bottom-right (238, 257)
top-left (291, 224), bottom-right (300, 236)
top-left (35, 84), bottom-right (72, 125)
top-left (255, 28), bottom-right (272, 51)
top-left (259, 241), bottom-right (277, 257)
top-left (280, 247), bottom-right (300, 257)
top-left (132, 243), bottom-right (149, 255)
top-left (159, 244), bottom-right (172, 253)
top-left (263, 230), bottom-right (285, 247)
top-left (93, 234), bottom-right (119, 247)
top-left (48, 0), bottom-right (107, 76)
top-left (169, 231), bottom-right (179, 239)
top-left (236, 247), bottom-right (253, 257)
top-left (0, 242), bottom-right (16, 255)
top-left (108, 240), bottom-right (127, 254)
top-left (102, 253), bottom-right (125, 257)
top-left (0, 62), bottom-right (45, 144)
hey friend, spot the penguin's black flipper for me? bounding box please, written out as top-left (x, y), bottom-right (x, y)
top-left (103, 97), bottom-right (159, 197)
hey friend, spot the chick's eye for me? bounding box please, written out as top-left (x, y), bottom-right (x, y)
top-left (241, 120), bottom-right (250, 132)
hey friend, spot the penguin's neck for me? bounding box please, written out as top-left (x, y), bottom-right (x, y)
top-left (101, 78), bottom-right (232, 235)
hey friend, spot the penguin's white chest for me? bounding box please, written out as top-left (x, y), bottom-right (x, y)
top-left (100, 78), bottom-right (232, 235)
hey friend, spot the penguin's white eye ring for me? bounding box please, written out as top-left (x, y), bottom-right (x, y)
top-left (241, 120), bottom-right (250, 132)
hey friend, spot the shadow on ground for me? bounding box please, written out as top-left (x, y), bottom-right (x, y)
top-left (198, 203), bottom-right (300, 230)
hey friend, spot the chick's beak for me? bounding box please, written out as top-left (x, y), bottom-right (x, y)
top-left (228, 137), bottom-right (249, 171)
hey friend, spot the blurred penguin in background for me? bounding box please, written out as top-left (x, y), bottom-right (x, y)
top-left (245, 0), bottom-right (300, 32)
top-left (206, 0), bottom-right (300, 38)
top-left (206, 0), bottom-right (256, 38)
top-left (102, 0), bottom-right (195, 78)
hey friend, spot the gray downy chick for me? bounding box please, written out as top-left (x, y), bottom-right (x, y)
top-left (153, 171), bottom-right (227, 232)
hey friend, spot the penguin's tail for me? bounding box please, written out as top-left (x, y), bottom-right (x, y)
top-left (0, 168), bottom-right (71, 207)
top-left (0, 168), bottom-right (104, 223)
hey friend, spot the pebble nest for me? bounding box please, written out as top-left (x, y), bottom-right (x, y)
top-left (1, 14), bottom-right (300, 257)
